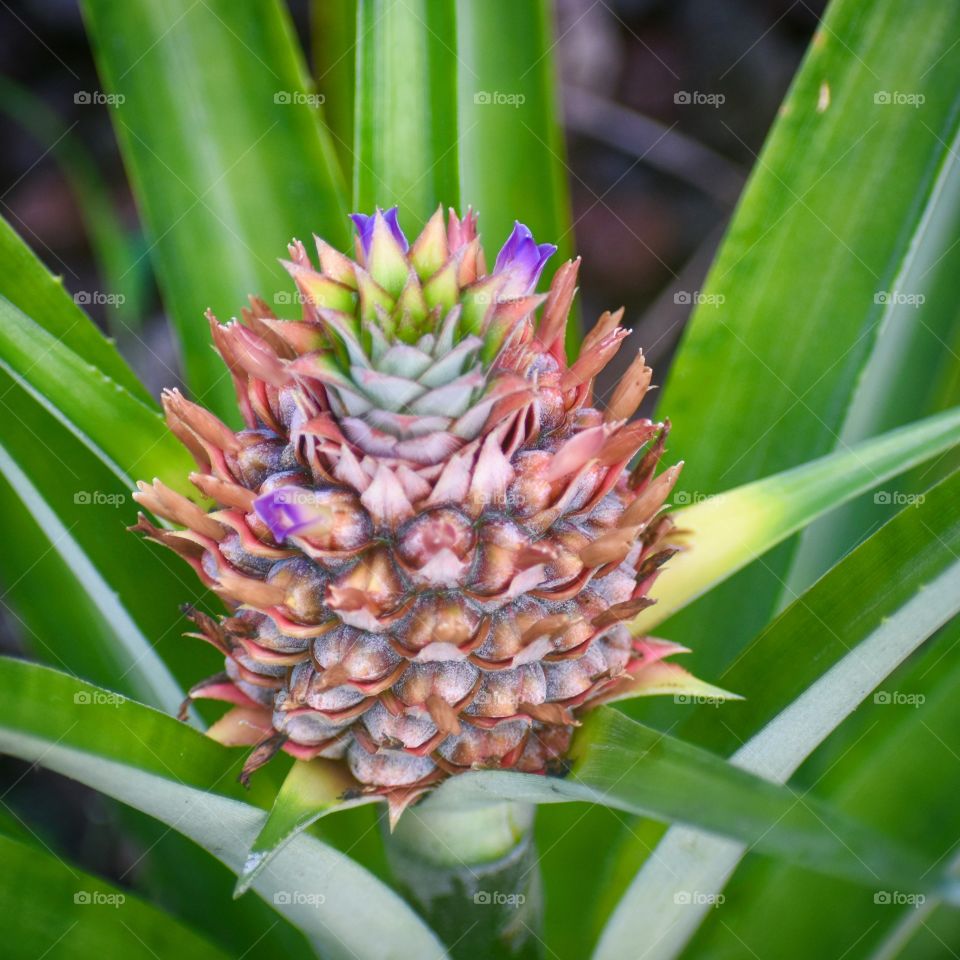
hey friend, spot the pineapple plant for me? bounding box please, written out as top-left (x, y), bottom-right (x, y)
top-left (132, 207), bottom-right (695, 819)
top-left (1, 1), bottom-right (960, 959)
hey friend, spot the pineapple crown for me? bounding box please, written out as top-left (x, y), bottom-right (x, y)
top-left (194, 205), bottom-right (658, 543)
top-left (274, 207), bottom-right (557, 469)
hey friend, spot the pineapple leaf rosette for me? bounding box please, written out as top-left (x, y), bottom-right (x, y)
top-left (134, 207), bottom-right (695, 818)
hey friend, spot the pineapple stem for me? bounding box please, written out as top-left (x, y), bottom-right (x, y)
top-left (383, 801), bottom-right (543, 959)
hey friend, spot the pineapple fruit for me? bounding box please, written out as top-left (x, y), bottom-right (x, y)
top-left (133, 208), bottom-right (689, 814)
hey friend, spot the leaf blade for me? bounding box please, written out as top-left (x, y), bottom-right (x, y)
top-left (422, 708), bottom-right (942, 895)
top-left (0, 832), bottom-right (232, 960)
top-left (0, 295), bottom-right (195, 497)
top-left (595, 467), bottom-right (960, 960)
top-left (0, 214), bottom-right (148, 401)
top-left (0, 658), bottom-right (447, 960)
top-left (354, 0), bottom-right (459, 224)
top-left (81, 0), bottom-right (350, 419)
top-left (632, 405), bottom-right (960, 634)
top-left (455, 0), bottom-right (574, 277)
top-left (656, 0), bottom-right (960, 662)
top-left (235, 759), bottom-right (375, 897)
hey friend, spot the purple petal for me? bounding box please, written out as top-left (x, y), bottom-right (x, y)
top-left (254, 487), bottom-right (328, 542)
top-left (493, 221), bottom-right (557, 296)
top-left (350, 207), bottom-right (409, 257)
top-left (381, 207), bottom-right (409, 251)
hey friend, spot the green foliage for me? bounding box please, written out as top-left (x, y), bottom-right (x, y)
top-left (354, 0), bottom-right (459, 223)
top-left (0, 831), bottom-right (232, 960)
top-left (655, 0), bottom-right (960, 673)
top-left (597, 466), bottom-right (960, 959)
top-left (80, 0), bottom-right (349, 421)
top-left (0, 658), bottom-right (444, 960)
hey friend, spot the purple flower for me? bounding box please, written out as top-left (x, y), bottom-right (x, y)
top-left (494, 222), bottom-right (557, 297)
top-left (254, 487), bottom-right (331, 542)
top-left (350, 207), bottom-right (409, 256)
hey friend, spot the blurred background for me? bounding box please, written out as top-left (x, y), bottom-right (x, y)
top-left (0, 0), bottom-right (826, 902)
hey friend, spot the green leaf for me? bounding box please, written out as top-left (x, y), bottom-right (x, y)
top-left (682, 466), bottom-right (960, 756)
top-left (0, 295), bottom-right (195, 497)
top-left (235, 759), bottom-right (375, 897)
top-left (0, 427), bottom-right (305, 957)
top-left (676, 618), bottom-right (960, 960)
top-left (0, 658), bottom-right (447, 960)
top-left (595, 467), bottom-right (960, 960)
top-left (657, 0), bottom-right (960, 664)
top-left (354, 0), bottom-right (459, 224)
top-left (311, 0), bottom-right (357, 180)
top-left (0, 382), bottom-right (188, 714)
top-left (0, 215), bottom-right (149, 402)
top-left (81, 0), bottom-right (349, 420)
top-left (0, 231), bottom-right (306, 956)
top-left (0, 200), bottom-right (207, 704)
top-left (631, 404), bottom-right (960, 635)
top-left (422, 707), bottom-right (944, 895)
top-left (0, 831), bottom-right (231, 960)
top-left (455, 0), bottom-right (574, 278)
